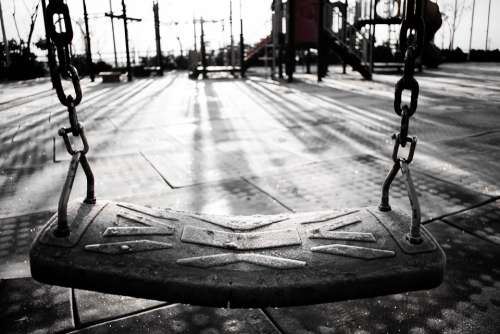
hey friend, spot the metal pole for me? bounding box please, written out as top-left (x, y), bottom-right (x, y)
top-left (83, 0), bottom-right (94, 81)
top-left (271, 12), bottom-right (276, 78)
top-left (200, 18), bottom-right (207, 79)
top-left (0, 0), bottom-right (11, 67)
top-left (306, 48), bottom-right (311, 74)
top-left (342, 0), bottom-right (348, 74)
top-left (122, 0), bottom-right (132, 81)
top-left (229, 0), bottom-right (235, 69)
top-left (109, 0), bottom-right (118, 68)
top-left (286, 0), bottom-right (295, 82)
top-left (177, 36), bottom-right (183, 56)
top-left (468, 0), bottom-right (475, 60)
top-left (485, 0), bottom-right (491, 50)
top-left (277, 0), bottom-right (283, 79)
top-left (193, 16), bottom-right (197, 53)
top-left (40, 0), bottom-right (55, 88)
top-left (368, 0), bottom-right (374, 75)
top-left (239, 0), bottom-right (245, 77)
top-left (153, 2), bottom-right (163, 75)
top-left (317, 0), bottom-right (323, 82)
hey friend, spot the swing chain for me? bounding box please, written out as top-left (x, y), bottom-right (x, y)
top-left (380, 0), bottom-right (425, 245)
top-left (45, 0), bottom-right (95, 237)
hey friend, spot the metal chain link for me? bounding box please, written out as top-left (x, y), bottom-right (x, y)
top-left (379, 0), bottom-right (425, 244)
top-left (44, 0), bottom-right (95, 237)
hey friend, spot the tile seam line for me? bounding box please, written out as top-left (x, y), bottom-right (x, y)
top-left (241, 176), bottom-right (295, 213)
top-left (54, 302), bottom-right (172, 334)
top-left (424, 196), bottom-right (500, 224)
top-left (440, 216), bottom-right (500, 246)
top-left (138, 151), bottom-right (175, 189)
top-left (261, 307), bottom-right (287, 334)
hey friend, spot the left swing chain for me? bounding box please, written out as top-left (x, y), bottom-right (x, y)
top-left (43, 0), bottom-right (96, 237)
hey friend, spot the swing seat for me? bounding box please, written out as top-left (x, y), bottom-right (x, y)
top-left (30, 200), bottom-right (445, 307)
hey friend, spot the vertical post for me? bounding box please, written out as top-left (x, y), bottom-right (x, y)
top-left (317, 0), bottom-right (324, 82)
top-left (342, 0), bottom-right (347, 74)
top-left (200, 18), bottom-right (207, 79)
top-left (193, 16), bottom-right (197, 53)
top-left (368, 0), bottom-right (374, 75)
top-left (0, 0), bottom-right (11, 67)
top-left (239, 1), bottom-right (245, 77)
top-left (286, 0), bottom-right (295, 82)
top-left (109, 0), bottom-right (118, 68)
top-left (468, 0), bottom-right (475, 60)
top-left (82, 0), bottom-right (94, 82)
top-left (153, 2), bottom-right (163, 75)
top-left (277, 0), bottom-right (283, 79)
top-left (485, 0), bottom-right (491, 50)
top-left (306, 48), bottom-right (311, 74)
top-left (41, 0), bottom-right (55, 88)
top-left (271, 12), bottom-right (276, 78)
top-left (229, 0), bottom-right (235, 70)
top-left (264, 40), bottom-right (269, 77)
top-left (177, 37), bottom-right (183, 56)
top-left (122, 0), bottom-right (132, 81)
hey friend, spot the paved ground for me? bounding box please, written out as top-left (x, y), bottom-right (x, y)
top-left (1, 63), bottom-right (499, 333)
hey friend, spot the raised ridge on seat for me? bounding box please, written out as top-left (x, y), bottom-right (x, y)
top-left (30, 200), bottom-right (445, 308)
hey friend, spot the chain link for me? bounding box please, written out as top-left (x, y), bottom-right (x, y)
top-left (44, 0), bottom-right (95, 237)
top-left (392, 0), bottom-right (424, 155)
top-left (380, 0), bottom-right (425, 244)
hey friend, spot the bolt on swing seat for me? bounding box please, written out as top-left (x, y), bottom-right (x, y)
top-left (31, 0), bottom-right (444, 308)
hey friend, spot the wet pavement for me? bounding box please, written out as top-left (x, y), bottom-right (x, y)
top-left (1, 63), bottom-right (499, 333)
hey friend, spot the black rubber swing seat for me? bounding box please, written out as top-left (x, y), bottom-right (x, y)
top-left (30, 200), bottom-right (445, 307)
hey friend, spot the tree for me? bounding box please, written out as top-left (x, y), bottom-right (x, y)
top-left (443, 0), bottom-right (469, 50)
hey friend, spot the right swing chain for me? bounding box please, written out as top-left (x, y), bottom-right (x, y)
top-left (379, 0), bottom-right (425, 245)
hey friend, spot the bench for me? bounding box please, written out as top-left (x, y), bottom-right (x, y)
top-left (100, 71), bottom-right (122, 83)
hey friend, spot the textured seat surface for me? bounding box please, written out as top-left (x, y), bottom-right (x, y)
top-left (30, 201), bottom-right (445, 307)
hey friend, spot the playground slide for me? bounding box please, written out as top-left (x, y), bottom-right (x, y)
top-left (324, 29), bottom-right (372, 80)
top-left (243, 35), bottom-right (272, 70)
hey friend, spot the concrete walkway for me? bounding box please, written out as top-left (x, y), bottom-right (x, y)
top-left (1, 63), bottom-right (499, 333)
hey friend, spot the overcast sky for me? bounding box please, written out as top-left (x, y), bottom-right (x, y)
top-left (1, 0), bottom-right (498, 65)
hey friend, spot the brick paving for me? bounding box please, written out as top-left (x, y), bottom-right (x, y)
top-left (1, 63), bottom-right (499, 333)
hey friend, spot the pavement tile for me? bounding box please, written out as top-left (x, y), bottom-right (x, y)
top-left (53, 128), bottom-right (184, 161)
top-left (80, 154), bottom-right (172, 199)
top-left (74, 290), bottom-right (166, 326)
top-left (442, 200), bottom-right (500, 245)
top-left (247, 154), bottom-right (491, 220)
top-left (142, 128), bottom-right (317, 188)
top-left (0, 164), bottom-right (66, 217)
top-left (0, 277), bottom-right (73, 334)
top-left (210, 137), bottom-right (313, 177)
top-left (0, 139), bottom-right (53, 168)
top-left (0, 153), bottom-right (171, 217)
top-left (0, 125), bottom-right (20, 144)
top-left (118, 178), bottom-right (287, 216)
top-left (265, 221), bottom-right (500, 334)
top-left (141, 148), bottom-right (241, 187)
top-left (0, 211), bottom-right (52, 279)
top-left (71, 304), bottom-right (279, 334)
top-left (421, 131), bottom-right (500, 196)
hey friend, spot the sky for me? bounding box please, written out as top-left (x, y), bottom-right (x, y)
top-left (0, 0), bottom-right (498, 66)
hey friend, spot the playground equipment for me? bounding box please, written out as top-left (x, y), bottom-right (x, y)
top-left (236, 0), bottom-right (442, 82)
top-left (31, 0), bottom-right (444, 307)
top-left (189, 17), bottom-right (242, 79)
top-left (351, 0), bottom-right (442, 72)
